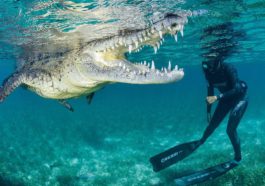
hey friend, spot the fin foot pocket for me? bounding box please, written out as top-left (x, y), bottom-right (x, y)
top-left (174, 160), bottom-right (239, 186)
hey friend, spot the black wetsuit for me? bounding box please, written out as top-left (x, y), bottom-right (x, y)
top-left (200, 62), bottom-right (248, 161)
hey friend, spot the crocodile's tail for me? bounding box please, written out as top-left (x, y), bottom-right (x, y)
top-left (0, 72), bottom-right (23, 102)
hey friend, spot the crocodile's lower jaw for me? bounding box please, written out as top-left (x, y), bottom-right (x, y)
top-left (87, 13), bottom-right (187, 84)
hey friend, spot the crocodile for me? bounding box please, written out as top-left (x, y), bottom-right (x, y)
top-left (0, 13), bottom-right (187, 111)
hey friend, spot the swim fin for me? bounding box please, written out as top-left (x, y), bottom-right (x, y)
top-left (174, 160), bottom-right (239, 186)
top-left (150, 140), bottom-right (200, 172)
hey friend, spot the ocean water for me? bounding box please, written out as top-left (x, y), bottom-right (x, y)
top-left (0, 0), bottom-right (265, 186)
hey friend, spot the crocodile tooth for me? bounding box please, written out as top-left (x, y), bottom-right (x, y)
top-left (180, 25), bottom-right (184, 37)
top-left (144, 61), bottom-right (146, 65)
top-left (168, 61), bottom-right (171, 71)
top-left (174, 34), bottom-right (178, 43)
top-left (174, 65), bottom-right (178, 70)
top-left (129, 45), bottom-right (132, 54)
top-left (168, 26), bottom-right (172, 31)
top-left (135, 41), bottom-right (138, 48)
top-left (123, 65), bottom-right (126, 69)
top-left (165, 68), bottom-right (168, 74)
top-left (147, 63), bottom-right (150, 68)
top-left (156, 70), bottom-right (160, 75)
top-left (154, 46), bottom-right (157, 54)
top-left (156, 42), bottom-right (160, 49)
top-left (160, 40), bottom-right (163, 45)
top-left (119, 62), bottom-right (122, 67)
top-left (159, 31), bottom-right (163, 39)
top-left (151, 60), bottom-right (155, 70)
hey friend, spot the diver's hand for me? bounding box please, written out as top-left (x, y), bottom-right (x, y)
top-left (206, 96), bottom-right (217, 104)
top-left (207, 113), bottom-right (212, 123)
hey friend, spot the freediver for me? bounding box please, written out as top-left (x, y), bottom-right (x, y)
top-left (150, 22), bottom-right (248, 172)
top-left (199, 58), bottom-right (248, 162)
top-left (198, 22), bottom-right (248, 163)
top-left (173, 53), bottom-right (249, 185)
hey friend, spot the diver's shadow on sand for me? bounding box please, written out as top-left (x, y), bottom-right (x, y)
top-left (78, 125), bottom-right (106, 149)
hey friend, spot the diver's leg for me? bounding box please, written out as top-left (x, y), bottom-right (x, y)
top-left (200, 101), bottom-right (232, 144)
top-left (58, 99), bottom-right (74, 112)
top-left (0, 72), bottom-right (24, 102)
top-left (227, 99), bottom-right (248, 161)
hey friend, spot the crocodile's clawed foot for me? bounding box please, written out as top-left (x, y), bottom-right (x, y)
top-left (86, 92), bottom-right (95, 105)
top-left (58, 99), bottom-right (74, 112)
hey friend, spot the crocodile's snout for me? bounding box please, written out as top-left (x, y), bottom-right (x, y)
top-left (83, 13), bottom-right (188, 84)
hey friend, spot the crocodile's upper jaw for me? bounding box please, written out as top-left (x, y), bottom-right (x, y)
top-left (84, 13), bottom-right (187, 84)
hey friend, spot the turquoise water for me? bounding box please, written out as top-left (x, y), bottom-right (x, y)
top-left (0, 0), bottom-right (265, 186)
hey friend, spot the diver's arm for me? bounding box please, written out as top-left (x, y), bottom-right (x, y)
top-left (206, 84), bottom-right (214, 122)
top-left (207, 84), bottom-right (214, 113)
top-left (217, 64), bottom-right (241, 100)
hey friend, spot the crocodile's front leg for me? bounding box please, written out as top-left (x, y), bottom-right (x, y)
top-left (86, 92), bottom-right (95, 104)
top-left (58, 99), bottom-right (74, 112)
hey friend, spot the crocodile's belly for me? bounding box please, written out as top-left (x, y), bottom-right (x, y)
top-left (28, 83), bottom-right (104, 99)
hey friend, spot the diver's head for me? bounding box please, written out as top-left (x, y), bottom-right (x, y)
top-left (202, 60), bottom-right (222, 73)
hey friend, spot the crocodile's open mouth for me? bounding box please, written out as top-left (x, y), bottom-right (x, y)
top-left (87, 13), bottom-right (187, 84)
